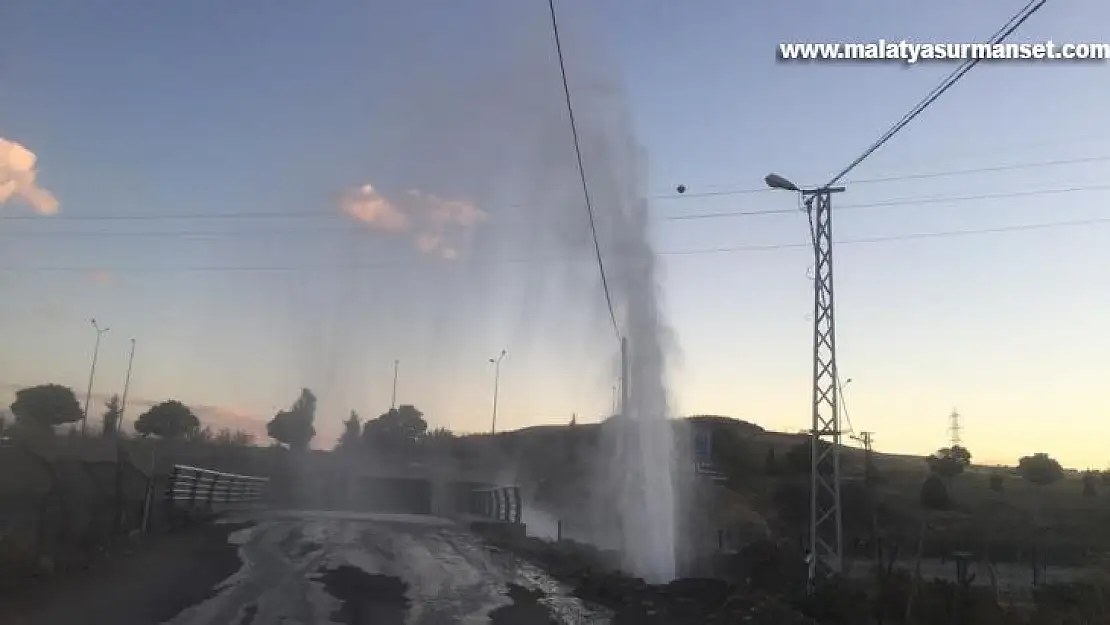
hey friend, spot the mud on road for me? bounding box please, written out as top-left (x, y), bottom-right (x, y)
top-left (2, 512), bottom-right (817, 625)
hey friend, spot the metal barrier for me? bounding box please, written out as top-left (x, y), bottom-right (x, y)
top-left (165, 464), bottom-right (268, 512)
top-left (470, 486), bottom-right (522, 524)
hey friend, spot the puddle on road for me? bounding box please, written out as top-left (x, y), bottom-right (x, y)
top-left (315, 564), bottom-right (411, 625)
top-left (488, 584), bottom-right (560, 625)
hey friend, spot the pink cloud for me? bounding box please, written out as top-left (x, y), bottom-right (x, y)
top-left (338, 184), bottom-right (408, 232)
top-left (339, 182), bottom-right (486, 260)
top-left (0, 138), bottom-right (59, 215)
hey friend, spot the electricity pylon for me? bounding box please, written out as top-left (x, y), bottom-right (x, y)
top-left (765, 175), bottom-right (846, 592)
top-left (805, 187), bottom-right (846, 591)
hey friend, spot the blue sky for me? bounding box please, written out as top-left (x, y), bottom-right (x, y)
top-left (2, 0), bottom-right (1109, 468)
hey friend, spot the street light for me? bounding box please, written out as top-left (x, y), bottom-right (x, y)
top-left (82, 318), bottom-right (110, 435)
top-left (119, 338), bottom-right (137, 435)
top-left (764, 173), bottom-right (800, 192)
top-left (488, 349), bottom-right (506, 435)
top-left (391, 359), bottom-right (400, 409)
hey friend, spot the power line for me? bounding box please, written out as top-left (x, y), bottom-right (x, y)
top-left (658, 154), bottom-right (1110, 200)
top-left (3, 215), bottom-right (1107, 273)
top-left (825, 0), bottom-right (1048, 187)
top-left (668, 183), bottom-right (1110, 221)
top-left (5, 151), bottom-right (1104, 227)
top-left (547, 0), bottom-right (620, 344)
top-left (6, 182), bottom-right (1110, 238)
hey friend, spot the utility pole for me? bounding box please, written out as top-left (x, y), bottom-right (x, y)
top-left (766, 173), bottom-right (846, 591)
top-left (391, 359), bottom-right (399, 409)
top-left (82, 318), bottom-right (110, 435)
top-left (119, 338), bottom-right (136, 435)
top-left (619, 337), bottom-right (630, 418)
top-left (853, 430), bottom-right (879, 563)
top-left (489, 349), bottom-right (506, 434)
top-left (948, 408), bottom-right (962, 448)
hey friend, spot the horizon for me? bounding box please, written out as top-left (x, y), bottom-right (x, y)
top-left (0, 380), bottom-right (1072, 471)
top-left (3, 0), bottom-right (1109, 470)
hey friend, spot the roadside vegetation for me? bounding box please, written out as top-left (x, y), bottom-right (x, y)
top-left (2, 383), bottom-right (1106, 622)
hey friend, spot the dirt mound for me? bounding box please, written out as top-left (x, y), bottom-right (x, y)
top-left (576, 575), bottom-right (816, 624)
top-left (475, 528), bottom-right (816, 624)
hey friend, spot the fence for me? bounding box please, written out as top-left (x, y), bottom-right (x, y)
top-left (470, 485), bottom-right (522, 523)
top-left (163, 464), bottom-right (268, 516)
top-left (0, 439), bottom-right (150, 585)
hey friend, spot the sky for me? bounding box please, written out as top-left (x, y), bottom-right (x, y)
top-left (2, 0), bottom-right (1109, 468)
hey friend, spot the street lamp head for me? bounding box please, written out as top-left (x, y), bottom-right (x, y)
top-left (764, 173), bottom-right (799, 192)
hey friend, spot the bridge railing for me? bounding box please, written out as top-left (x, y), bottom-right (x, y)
top-left (165, 464), bottom-right (269, 512)
top-left (470, 486), bottom-right (522, 524)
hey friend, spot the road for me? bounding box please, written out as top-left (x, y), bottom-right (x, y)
top-left (169, 511), bottom-right (608, 625)
top-left (1, 511), bottom-right (608, 625)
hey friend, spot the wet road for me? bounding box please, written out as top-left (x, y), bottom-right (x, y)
top-left (165, 511), bottom-right (610, 625)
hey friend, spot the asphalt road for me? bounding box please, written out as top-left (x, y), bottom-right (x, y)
top-left (164, 511), bottom-right (609, 625)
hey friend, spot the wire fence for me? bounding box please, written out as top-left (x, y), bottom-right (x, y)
top-left (0, 436), bottom-right (270, 591)
top-left (0, 437), bottom-right (149, 583)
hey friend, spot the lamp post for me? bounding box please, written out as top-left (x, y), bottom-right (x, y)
top-left (766, 172), bottom-right (846, 589)
top-left (119, 338), bottom-right (136, 435)
top-left (82, 318), bottom-right (110, 435)
top-left (391, 359), bottom-right (399, 409)
top-left (488, 350), bottom-right (506, 434)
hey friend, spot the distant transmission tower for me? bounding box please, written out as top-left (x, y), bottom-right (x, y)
top-left (948, 409), bottom-right (962, 447)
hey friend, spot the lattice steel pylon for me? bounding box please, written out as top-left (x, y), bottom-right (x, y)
top-left (805, 186), bottom-right (846, 592)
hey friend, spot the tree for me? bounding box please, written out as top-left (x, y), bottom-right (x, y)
top-left (134, 400), bottom-right (200, 439)
top-left (336, 410), bottom-right (361, 451)
top-left (925, 446), bottom-right (972, 480)
top-left (1018, 452), bottom-right (1064, 585)
top-left (267, 388), bottom-right (317, 451)
top-left (1017, 453), bottom-right (1064, 487)
top-left (185, 424), bottom-right (213, 443)
top-left (362, 404), bottom-right (428, 452)
top-left (1082, 470), bottom-right (1097, 498)
top-left (920, 474), bottom-right (951, 511)
top-left (101, 394), bottom-right (122, 437)
top-left (231, 430), bottom-right (254, 446)
top-left (10, 384), bottom-right (83, 432)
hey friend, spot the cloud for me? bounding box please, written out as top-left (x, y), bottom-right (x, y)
top-left (0, 138), bottom-right (59, 215)
top-left (338, 184), bottom-right (408, 232)
top-left (339, 183), bottom-right (486, 260)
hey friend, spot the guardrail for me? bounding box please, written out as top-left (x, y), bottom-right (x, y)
top-left (165, 464), bottom-right (269, 512)
top-left (470, 485), bottom-right (522, 524)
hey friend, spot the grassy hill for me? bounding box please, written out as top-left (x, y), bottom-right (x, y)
top-left (444, 415), bottom-right (1110, 569)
